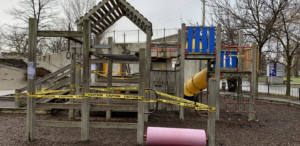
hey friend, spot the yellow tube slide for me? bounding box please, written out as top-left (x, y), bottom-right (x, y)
top-left (184, 68), bottom-right (208, 97)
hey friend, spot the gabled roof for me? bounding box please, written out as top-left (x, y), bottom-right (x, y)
top-left (76, 0), bottom-right (152, 35)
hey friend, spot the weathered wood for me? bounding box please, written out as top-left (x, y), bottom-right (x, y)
top-left (36, 103), bottom-right (138, 111)
top-left (249, 42), bottom-right (257, 120)
top-left (237, 30), bottom-right (244, 112)
top-left (215, 24), bottom-right (221, 120)
top-left (51, 71), bottom-right (71, 83)
top-left (106, 59), bottom-right (113, 120)
top-left (14, 89), bottom-right (21, 108)
top-left (76, 0), bottom-right (110, 25)
top-left (90, 59), bottom-right (139, 64)
top-left (144, 26), bottom-right (152, 122)
top-left (37, 31), bottom-right (82, 37)
top-left (81, 19), bottom-right (91, 141)
top-left (36, 120), bottom-right (137, 129)
top-left (26, 18), bottom-right (37, 141)
top-left (69, 45), bottom-right (76, 119)
top-left (137, 48), bottom-right (145, 145)
top-left (207, 78), bottom-right (216, 146)
top-left (179, 24), bottom-right (186, 120)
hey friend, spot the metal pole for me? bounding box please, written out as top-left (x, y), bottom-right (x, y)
top-left (202, 0), bottom-right (205, 26)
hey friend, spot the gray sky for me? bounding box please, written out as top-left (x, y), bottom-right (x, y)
top-left (0, 0), bottom-right (211, 42)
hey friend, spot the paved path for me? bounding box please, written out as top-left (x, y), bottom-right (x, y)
top-left (257, 97), bottom-right (300, 106)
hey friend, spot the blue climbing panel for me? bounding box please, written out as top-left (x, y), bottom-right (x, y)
top-left (220, 52), bottom-right (224, 67)
top-left (202, 27), bottom-right (208, 53)
top-left (187, 27), bottom-right (194, 53)
top-left (231, 52), bottom-right (237, 68)
top-left (208, 27), bottom-right (215, 53)
top-left (225, 52), bottom-right (230, 68)
top-left (194, 27), bottom-right (201, 53)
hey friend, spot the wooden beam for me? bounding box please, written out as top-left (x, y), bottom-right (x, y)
top-left (98, 15), bottom-right (122, 35)
top-left (237, 30), bottom-right (244, 112)
top-left (91, 6), bottom-right (118, 28)
top-left (81, 19), bottom-right (91, 141)
top-left (215, 24), bottom-right (221, 120)
top-left (179, 24), bottom-right (186, 120)
top-left (119, 5), bottom-right (146, 33)
top-left (249, 42), bottom-right (257, 120)
top-left (118, 0), bottom-right (151, 26)
top-left (36, 120), bottom-right (137, 129)
top-left (106, 59), bottom-right (113, 120)
top-left (137, 48), bottom-right (145, 145)
top-left (69, 36), bottom-right (76, 119)
top-left (96, 9), bottom-right (111, 27)
top-left (76, 0), bottom-right (110, 25)
top-left (207, 78), bottom-right (216, 146)
top-left (27, 18), bottom-right (37, 141)
top-left (37, 31), bottom-right (82, 37)
top-left (103, 3), bottom-right (116, 22)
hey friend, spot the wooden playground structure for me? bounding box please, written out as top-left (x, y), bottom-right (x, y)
top-left (18, 0), bottom-right (260, 145)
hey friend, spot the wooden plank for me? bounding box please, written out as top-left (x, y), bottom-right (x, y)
top-left (118, 0), bottom-right (151, 26)
top-left (194, 27), bottom-right (200, 53)
top-left (90, 59), bottom-right (139, 64)
top-left (69, 43), bottom-right (76, 119)
top-left (238, 31), bottom-right (243, 113)
top-left (91, 6), bottom-right (118, 28)
top-left (215, 24), bottom-right (221, 120)
top-left (202, 27), bottom-right (208, 53)
top-left (220, 52), bottom-right (224, 68)
top-left (208, 27), bottom-right (215, 53)
top-left (106, 59), bottom-right (113, 120)
top-left (37, 31), bottom-right (82, 37)
top-left (98, 15), bottom-right (122, 35)
top-left (187, 27), bottom-right (193, 53)
top-left (51, 71), bottom-right (71, 83)
top-left (231, 52), bottom-right (237, 67)
top-left (144, 26), bottom-right (152, 122)
top-left (76, 0), bottom-right (110, 25)
top-left (225, 52), bottom-right (230, 68)
top-left (15, 89), bottom-right (20, 108)
top-left (249, 42), bottom-right (257, 120)
top-left (27, 18), bottom-right (37, 141)
top-left (179, 24), bottom-right (186, 120)
top-left (207, 78), bottom-right (216, 146)
top-left (137, 48), bottom-right (145, 145)
top-left (81, 19), bottom-right (91, 141)
top-left (36, 120), bottom-right (137, 129)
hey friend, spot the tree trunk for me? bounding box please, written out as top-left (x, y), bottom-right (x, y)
top-left (286, 64), bottom-right (291, 96)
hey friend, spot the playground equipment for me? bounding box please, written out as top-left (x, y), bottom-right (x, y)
top-left (184, 68), bottom-right (208, 96)
top-left (145, 127), bottom-right (206, 146)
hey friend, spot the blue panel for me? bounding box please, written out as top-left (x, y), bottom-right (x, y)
top-left (209, 27), bottom-right (215, 53)
top-left (213, 58), bottom-right (216, 67)
top-left (231, 52), bottom-right (237, 68)
top-left (225, 52), bottom-right (230, 68)
top-left (220, 52), bottom-right (224, 68)
top-left (194, 27), bottom-right (200, 53)
top-left (201, 27), bottom-right (208, 53)
top-left (187, 27), bottom-right (194, 53)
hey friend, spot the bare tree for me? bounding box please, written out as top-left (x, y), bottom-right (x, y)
top-left (209, 0), bottom-right (289, 96)
top-left (61, 0), bottom-right (97, 30)
top-left (7, 0), bottom-right (58, 29)
top-left (1, 25), bottom-right (28, 56)
top-left (270, 1), bottom-right (300, 95)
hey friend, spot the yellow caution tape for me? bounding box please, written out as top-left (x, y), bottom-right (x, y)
top-left (15, 93), bottom-right (21, 98)
top-left (93, 71), bottom-right (138, 80)
top-left (35, 89), bottom-right (75, 95)
top-left (158, 99), bottom-right (196, 108)
top-left (90, 87), bottom-right (139, 91)
top-left (27, 94), bottom-right (87, 99)
top-left (84, 93), bottom-right (143, 100)
top-left (195, 106), bottom-right (216, 111)
top-left (70, 84), bottom-right (76, 89)
top-left (139, 99), bottom-right (158, 102)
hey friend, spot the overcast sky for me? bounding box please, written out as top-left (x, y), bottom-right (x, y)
top-left (0, 0), bottom-right (212, 42)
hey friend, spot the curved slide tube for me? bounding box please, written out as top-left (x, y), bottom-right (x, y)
top-left (184, 68), bottom-right (208, 97)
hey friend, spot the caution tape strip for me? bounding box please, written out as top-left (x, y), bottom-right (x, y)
top-left (90, 87), bottom-right (139, 91)
top-left (27, 94), bottom-right (87, 99)
top-left (84, 93), bottom-right (143, 100)
top-left (35, 89), bottom-right (75, 95)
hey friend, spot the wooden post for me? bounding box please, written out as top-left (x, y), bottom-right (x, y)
top-left (249, 42), bottom-right (257, 120)
top-left (215, 24), bottom-right (221, 120)
top-left (207, 78), bottom-right (216, 146)
top-left (26, 18), bottom-right (37, 141)
top-left (175, 30), bottom-right (181, 111)
top-left (106, 59), bottom-right (113, 120)
top-left (81, 19), bottom-right (91, 141)
top-left (237, 30), bottom-right (244, 112)
top-left (95, 35), bottom-right (103, 81)
top-left (137, 48), bottom-right (145, 145)
top-left (69, 47), bottom-right (76, 119)
top-left (144, 26), bottom-right (151, 122)
top-left (179, 23), bottom-right (186, 120)
top-left (75, 24), bottom-right (82, 118)
top-left (15, 89), bottom-right (21, 108)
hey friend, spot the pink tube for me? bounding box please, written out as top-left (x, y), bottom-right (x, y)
top-left (146, 127), bottom-right (206, 146)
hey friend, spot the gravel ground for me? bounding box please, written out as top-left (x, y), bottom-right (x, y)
top-left (1, 97), bottom-right (300, 146)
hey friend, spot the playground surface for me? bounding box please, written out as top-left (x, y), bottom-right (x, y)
top-left (0, 96), bottom-right (299, 146)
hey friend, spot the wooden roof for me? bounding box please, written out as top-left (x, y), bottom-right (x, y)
top-left (76, 0), bottom-right (152, 35)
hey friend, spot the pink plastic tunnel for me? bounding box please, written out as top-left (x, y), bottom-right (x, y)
top-left (145, 127), bottom-right (206, 146)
